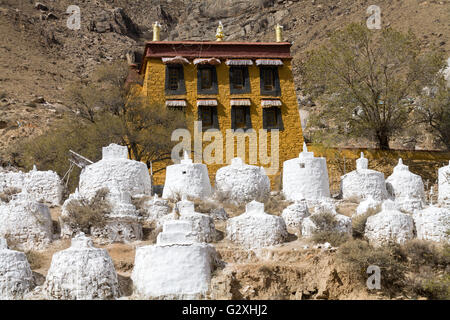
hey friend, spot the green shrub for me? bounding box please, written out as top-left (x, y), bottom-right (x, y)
top-left (403, 239), bottom-right (449, 271)
top-left (310, 212), bottom-right (338, 231)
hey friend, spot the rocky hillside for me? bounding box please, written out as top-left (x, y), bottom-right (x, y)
top-left (0, 0), bottom-right (449, 158)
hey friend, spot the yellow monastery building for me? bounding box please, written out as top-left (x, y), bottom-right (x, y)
top-left (132, 23), bottom-right (304, 186)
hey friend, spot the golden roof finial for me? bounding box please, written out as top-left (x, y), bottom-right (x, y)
top-left (275, 24), bottom-right (283, 42)
top-left (153, 21), bottom-right (161, 41)
top-left (215, 21), bottom-right (224, 41)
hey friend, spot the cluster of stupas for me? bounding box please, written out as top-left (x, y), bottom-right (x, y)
top-left (0, 142), bottom-right (449, 299)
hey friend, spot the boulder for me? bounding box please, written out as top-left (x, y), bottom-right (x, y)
top-left (281, 200), bottom-right (310, 229)
top-left (413, 206), bottom-right (450, 243)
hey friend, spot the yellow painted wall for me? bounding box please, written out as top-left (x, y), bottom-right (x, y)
top-left (140, 58), bottom-right (304, 188)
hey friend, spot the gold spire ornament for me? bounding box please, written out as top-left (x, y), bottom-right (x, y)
top-left (275, 24), bottom-right (283, 42)
top-left (215, 21), bottom-right (224, 41)
top-left (153, 21), bottom-right (161, 41)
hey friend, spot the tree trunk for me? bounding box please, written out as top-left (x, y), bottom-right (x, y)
top-left (377, 132), bottom-right (390, 150)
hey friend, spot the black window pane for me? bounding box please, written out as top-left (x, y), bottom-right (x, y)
top-left (168, 68), bottom-right (179, 90)
top-left (201, 107), bottom-right (213, 126)
top-left (234, 106), bottom-right (246, 128)
top-left (232, 68), bottom-right (244, 89)
top-left (201, 69), bottom-right (212, 89)
top-left (265, 108), bottom-right (278, 128)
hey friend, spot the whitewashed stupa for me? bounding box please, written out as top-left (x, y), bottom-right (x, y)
top-left (438, 161), bottom-right (450, 207)
top-left (78, 144), bottom-right (152, 200)
top-left (131, 220), bottom-right (220, 299)
top-left (341, 153), bottom-right (388, 202)
top-left (226, 201), bottom-right (288, 249)
top-left (0, 238), bottom-right (34, 300)
top-left (42, 233), bottom-right (120, 300)
top-left (364, 200), bottom-right (415, 246)
top-left (386, 158), bottom-right (425, 213)
top-left (281, 200), bottom-right (310, 229)
top-left (215, 157), bottom-right (270, 204)
top-left (282, 143), bottom-right (330, 201)
top-left (0, 165), bottom-right (63, 206)
top-left (162, 150), bottom-right (212, 200)
top-left (0, 192), bottom-right (53, 251)
top-left (301, 201), bottom-right (352, 237)
top-left (177, 198), bottom-right (217, 243)
top-left (413, 206), bottom-right (450, 243)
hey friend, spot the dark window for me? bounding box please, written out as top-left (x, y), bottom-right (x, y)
top-left (168, 68), bottom-right (179, 90)
top-left (165, 64), bottom-right (186, 95)
top-left (198, 106), bottom-right (219, 130)
top-left (197, 66), bottom-right (218, 94)
top-left (231, 105), bottom-right (252, 130)
top-left (229, 67), bottom-right (251, 94)
top-left (201, 68), bottom-right (212, 89)
top-left (260, 67), bottom-right (281, 96)
top-left (262, 107), bottom-right (284, 131)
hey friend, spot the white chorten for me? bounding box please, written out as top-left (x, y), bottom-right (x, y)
top-left (0, 166), bottom-right (63, 206)
top-left (341, 153), bottom-right (388, 202)
top-left (364, 200), bottom-right (415, 246)
top-left (386, 158), bottom-right (425, 213)
top-left (131, 220), bottom-right (220, 299)
top-left (162, 150), bottom-right (212, 200)
top-left (301, 203), bottom-right (352, 237)
top-left (438, 161), bottom-right (450, 207)
top-left (42, 233), bottom-right (120, 300)
top-left (0, 238), bottom-right (34, 300)
top-left (226, 201), bottom-right (288, 249)
top-left (283, 143), bottom-right (331, 201)
top-left (413, 206), bottom-right (450, 243)
top-left (177, 198), bottom-right (217, 243)
top-left (0, 192), bottom-right (53, 251)
top-left (78, 144), bottom-right (152, 200)
top-left (214, 157), bottom-right (270, 204)
top-left (281, 200), bottom-right (310, 229)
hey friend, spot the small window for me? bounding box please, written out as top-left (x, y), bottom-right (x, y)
top-left (201, 68), bottom-right (212, 90)
top-left (197, 66), bottom-right (218, 94)
top-left (232, 68), bottom-right (244, 89)
top-left (165, 64), bottom-right (185, 95)
top-left (168, 67), bottom-right (179, 90)
top-left (201, 107), bottom-right (214, 127)
top-left (234, 106), bottom-right (246, 129)
top-left (265, 107), bottom-right (278, 127)
top-left (260, 67), bottom-right (280, 96)
top-left (262, 68), bottom-right (275, 91)
top-left (263, 106), bottom-right (283, 130)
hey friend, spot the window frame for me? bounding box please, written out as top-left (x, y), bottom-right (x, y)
top-left (197, 65), bottom-right (218, 95)
top-left (259, 66), bottom-right (281, 96)
top-left (231, 105), bottom-right (252, 131)
top-left (262, 106), bottom-right (284, 131)
top-left (198, 105), bottom-right (219, 130)
top-left (165, 64), bottom-right (186, 95)
top-left (229, 66), bottom-right (251, 94)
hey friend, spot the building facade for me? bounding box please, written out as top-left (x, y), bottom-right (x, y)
top-left (133, 32), bottom-right (304, 187)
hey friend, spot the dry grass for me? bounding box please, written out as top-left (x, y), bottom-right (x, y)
top-left (352, 212), bottom-right (376, 239)
top-left (264, 192), bottom-right (290, 216)
top-left (24, 250), bottom-right (46, 270)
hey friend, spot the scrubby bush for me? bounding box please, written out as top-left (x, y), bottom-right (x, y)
top-left (403, 240), bottom-right (449, 271)
top-left (310, 212), bottom-right (351, 246)
top-left (337, 239), bottom-right (407, 296)
top-left (264, 192), bottom-right (289, 216)
top-left (61, 188), bottom-right (110, 234)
